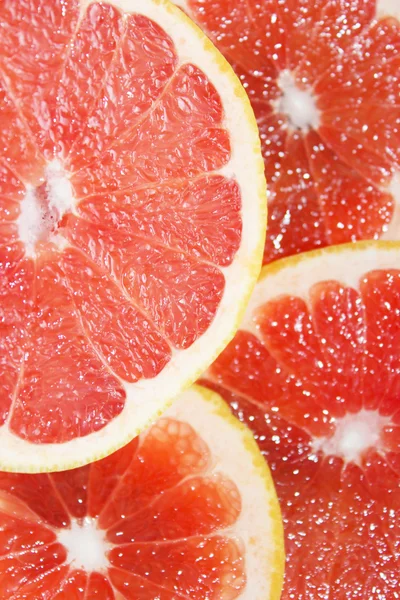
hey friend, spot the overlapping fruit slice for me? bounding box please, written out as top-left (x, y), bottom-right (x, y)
top-left (0, 386), bottom-right (284, 599)
top-left (0, 0), bottom-right (266, 471)
top-left (176, 0), bottom-right (400, 263)
top-left (201, 241), bottom-right (400, 598)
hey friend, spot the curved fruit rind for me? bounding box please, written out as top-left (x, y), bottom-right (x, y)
top-left (0, 0), bottom-right (266, 472)
top-left (166, 384), bottom-right (285, 600)
top-left (0, 385), bottom-right (284, 599)
top-left (204, 242), bottom-right (400, 598)
top-left (174, 0), bottom-right (400, 266)
top-left (243, 240), bottom-right (400, 334)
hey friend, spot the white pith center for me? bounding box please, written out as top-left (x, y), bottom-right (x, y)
top-left (58, 517), bottom-right (110, 572)
top-left (17, 159), bottom-right (74, 256)
top-left (312, 410), bottom-right (391, 464)
top-left (276, 70), bottom-right (320, 131)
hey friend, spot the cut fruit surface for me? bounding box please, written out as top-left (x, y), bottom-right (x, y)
top-left (175, 0), bottom-right (400, 264)
top-left (201, 241), bottom-right (400, 598)
top-left (0, 385), bottom-right (284, 599)
top-left (0, 0), bottom-right (266, 471)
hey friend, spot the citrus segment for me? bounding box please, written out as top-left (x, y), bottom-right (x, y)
top-left (201, 241), bottom-right (400, 597)
top-left (8, 255), bottom-right (126, 445)
top-left (305, 131), bottom-right (394, 244)
top-left (50, 3), bottom-right (125, 157)
top-left (0, 0), bottom-right (80, 154)
top-left (66, 12), bottom-right (178, 167)
top-left (177, 0), bottom-right (400, 263)
top-left (76, 175), bottom-right (242, 266)
top-left (69, 62), bottom-right (231, 191)
top-left (60, 250), bottom-right (172, 376)
top-left (0, 82), bottom-right (45, 185)
top-left (0, 255), bottom-right (34, 427)
top-left (0, 0), bottom-right (265, 471)
top-left (0, 387), bottom-right (284, 599)
top-left (267, 134), bottom-right (326, 260)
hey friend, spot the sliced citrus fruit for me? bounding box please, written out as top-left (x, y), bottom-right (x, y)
top-left (175, 0), bottom-right (400, 264)
top-left (0, 0), bottom-right (266, 471)
top-left (201, 241), bottom-right (400, 598)
top-left (0, 385), bottom-right (284, 599)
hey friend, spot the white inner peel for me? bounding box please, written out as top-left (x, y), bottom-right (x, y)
top-left (0, 0), bottom-right (268, 476)
top-left (17, 160), bottom-right (74, 256)
top-left (312, 409), bottom-right (390, 464)
top-left (377, 0), bottom-right (400, 18)
top-left (276, 70), bottom-right (320, 131)
top-left (381, 171), bottom-right (400, 240)
top-left (58, 517), bottom-right (110, 572)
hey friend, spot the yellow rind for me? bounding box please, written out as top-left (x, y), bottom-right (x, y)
top-left (160, 0), bottom-right (267, 262)
top-left (258, 240), bottom-right (400, 284)
top-left (192, 384), bottom-right (285, 600)
top-left (0, 0), bottom-right (266, 473)
top-left (123, 0), bottom-right (267, 387)
top-left (240, 240), bottom-right (400, 328)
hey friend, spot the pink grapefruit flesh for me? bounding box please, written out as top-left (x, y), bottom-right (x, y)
top-left (202, 242), bottom-right (400, 598)
top-left (0, 0), bottom-right (265, 469)
top-left (178, 0), bottom-right (400, 263)
top-left (0, 387), bottom-right (284, 599)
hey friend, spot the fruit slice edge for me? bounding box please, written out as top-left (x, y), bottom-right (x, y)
top-left (0, 0), bottom-right (266, 472)
top-left (245, 240), bottom-right (400, 317)
top-left (164, 384), bottom-right (285, 600)
top-left (0, 384), bottom-right (285, 600)
top-left (174, 0), bottom-right (400, 264)
top-left (202, 239), bottom-right (400, 598)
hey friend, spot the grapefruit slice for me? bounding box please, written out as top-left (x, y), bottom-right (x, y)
top-left (175, 0), bottom-right (400, 264)
top-left (0, 0), bottom-right (266, 471)
top-left (202, 241), bottom-right (400, 597)
top-left (0, 385), bottom-right (284, 599)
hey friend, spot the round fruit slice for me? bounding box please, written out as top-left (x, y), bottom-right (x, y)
top-left (202, 241), bottom-right (400, 598)
top-left (0, 385), bottom-right (284, 599)
top-left (0, 0), bottom-right (266, 471)
top-left (175, 0), bottom-right (400, 264)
